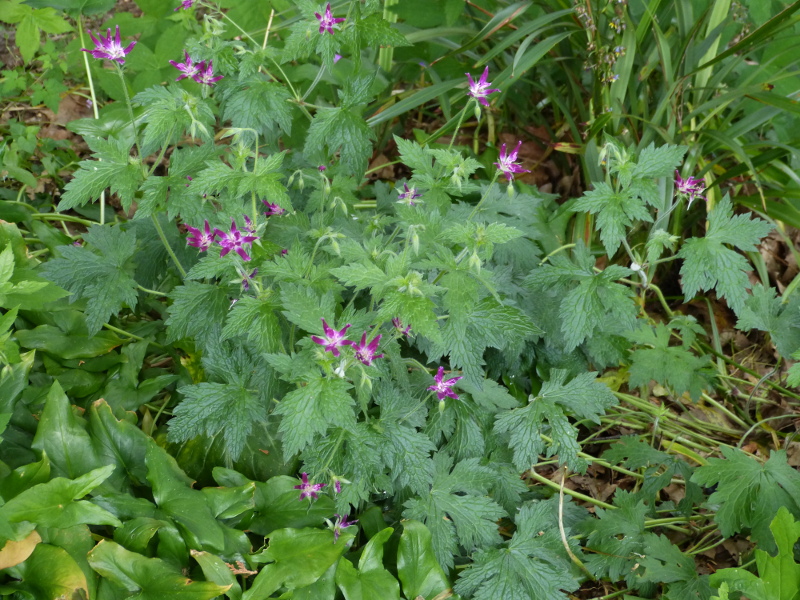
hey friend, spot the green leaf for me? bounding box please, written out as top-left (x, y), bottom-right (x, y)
top-left (222, 75), bottom-right (294, 137)
top-left (397, 520), bottom-right (453, 600)
top-left (572, 181), bottom-right (651, 256)
top-left (580, 490), bottom-right (649, 585)
top-left (632, 143), bottom-right (687, 179)
top-left (678, 197), bottom-right (773, 314)
top-left (221, 296), bottom-right (283, 353)
top-left (0, 465), bottom-right (121, 528)
top-left (691, 447), bottom-right (800, 552)
top-left (15, 323), bottom-right (122, 360)
top-left (40, 225), bottom-right (139, 335)
top-left (638, 533), bottom-right (713, 599)
top-left (626, 322), bottom-right (716, 400)
top-left (494, 370), bottom-right (616, 473)
top-left (88, 540), bottom-right (229, 599)
top-left (305, 107), bottom-right (376, 177)
top-left (169, 382), bottom-right (266, 461)
top-left (275, 375), bottom-right (356, 458)
top-left (527, 243), bottom-right (637, 351)
top-left (30, 381), bottom-right (100, 479)
top-left (145, 442), bottom-right (249, 556)
top-left (133, 86), bottom-right (214, 156)
top-left (245, 527), bottom-right (353, 599)
top-left (245, 475), bottom-right (334, 536)
top-left (736, 284), bottom-right (800, 359)
top-left (165, 282), bottom-right (230, 346)
top-left (335, 528), bottom-right (401, 600)
top-left (4, 543), bottom-right (88, 599)
top-left (191, 550), bottom-right (243, 600)
top-left (711, 506), bottom-right (800, 600)
top-left (455, 499), bottom-right (580, 600)
top-left (57, 137), bottom-right (144, 213)
top-left (22, 0), bottom-right (116, 15)
top-left (403, 454), bottom-right (506, 570)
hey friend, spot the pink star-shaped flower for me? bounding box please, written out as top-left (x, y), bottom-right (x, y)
top-left (169, 51), bottom-right (200, 82)
top-left (310, 318), bottom-right (352, 357)
top-left (193, 60), bottom-right (223, 86)
top-left (465, 66), bottom-right (500, 107)
top-left (315, 3), bottom-right (345, 35)
top-left (294, 473), bottom-right (326, 500)
top-left (81, 25), bottom-right (136, 65)
top-left (185, 220), bottom-right (216, 251)
top-left (494, 141), bottom-right (530, 182)
top-left (428, 366), bottom-right (462, 401)
top-left (351, 332), bottom-right (384, 366)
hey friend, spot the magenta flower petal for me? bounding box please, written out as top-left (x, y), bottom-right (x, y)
top-left (294, 473), bottom-right (327, 500)
top-left (311, 318), bottom-right (352, 356)
top-left (466, 66), bottom-right (500, 106)
top-left (315, 3), bottom-right (345, 35)
top-left (494, 141), bottom-right (531, 182)
top-left (81, 25), bottom-right (136, 64)
top-left (427, 366), bottom-right (463, 401)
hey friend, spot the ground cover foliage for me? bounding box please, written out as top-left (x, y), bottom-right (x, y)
top-left (1, 0), bottom-right (800, 598)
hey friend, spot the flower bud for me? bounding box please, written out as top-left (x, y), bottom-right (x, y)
top-left (473, 103), bottom-right (482, 122)
top-left (507, 181), bottom-right (515, 197)
top-left (468, 251), bottom-right (482, 273)
top-left (411, 232), bottom-right (420, 256)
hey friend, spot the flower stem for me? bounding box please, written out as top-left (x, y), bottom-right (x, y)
top-left (467, 171), bottom-right (501, 221)
top-left (447, 101), bottom-right (472, 151)
top-left (78, 17), bottom-right (106, 225)
top-left (151, 215), bottom-right (187, 278)
top-left (114, 63), bottom-right (145, 167)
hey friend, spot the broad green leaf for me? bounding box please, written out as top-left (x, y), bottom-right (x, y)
top-left (246, 528), bottom-right (353, 599)
top-left (87, 399), bottom-right (150, 490)
top-left (335, 528), bottom-right (399, 600)
top-left (191, 550), bottom-right (243, 600)
top-left (4, 543), bottom-right (88, 599)
top-left (247, 475), bottom-right (335, 536)
top-left (678, 197), bottom-right (773, 315)
top-left (692, 447), bottom-right (800, 552)
top-left (31, 382), bottom-right (100, 480)
top-left (0, 465), bottom-right (121, 528)
top-left (0, 529), bottom-right (40, 570)
top-left (736, 284), bottom-right (800, 359)
top-left (398, 520), bottom-right (452, 600)
top-left (0, 454), bottom-right (50, 500)
top-left (88, 540), bottom-right (229, 599)
top-left (15, 323), bottom-right (122, 359)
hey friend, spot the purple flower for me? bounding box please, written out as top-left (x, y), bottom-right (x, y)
top-left (263, 200), bottom-right (286, 217)
top-left (334, 54), bottom-right (343, 63)
top-left (494, 141), bottom-right (530, 182)
top-left (675, 170), bottom-right (706, 208)
top-left (465, 66), bottom-right (500, 107)
top-left (318, 165), bottom-right (327, 172)
top-left (169, 51), bottom-right (201, 82)
top-left (281, 249), bottom-right (289, 255)
top-left (332, 514), bottom-right (357, 542)
top-left (397, 183), bottom-right (422, 206)
top-left (193, 60), bottom-right (223, 86)
top-left (82, 26), bottom-right (136, 65)
top-left (186, 220), bottom-right (216, 251)
top-left (243, 215), bottom-right (256, 234)
top-left (334, 480), bottom-right (342, 494)
top-left (428, 366), bottom-right (462, 401)
top-left (214, 219), bottom-right (259, 261)
top-left (242, 268), bottom-right (258, 291)
top-left (294, 473), bottom-right (326, 500)
top-left (315, 3), bottom-right (345, 35)
top-left (174, 0), bottom-right (194, 9)
top-left (352, 332), bottom-right (383, 366)
top-left (392, 318), bottom-right (411, 336)
top-left (311, 318), bottom-right (352, 357)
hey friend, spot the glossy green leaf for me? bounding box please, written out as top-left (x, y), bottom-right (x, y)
top-left (15, 324), bottom-right (122, 359)
top-left (0, 465), bottom-right (121, 528)
top-left (88, 540), bottom-right (230, 599)
top-left (398, 520), bottom-right (452, 600)
top-left (335, 529), bottom-right (400, 600)
top-left (191, 549), bottom-right (243, 600)
top-left (245, 528), bottom-right (353, 599)
top-left (0, 453), bottom-right (50, 500)
top-left (247, 475), bottom-right (335, 536)
top-left (4, 543), bottom-right (88, 599)
top-left (31, 381), bottom-right (100, 479)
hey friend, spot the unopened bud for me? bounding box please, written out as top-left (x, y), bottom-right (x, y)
top-left (411, 232), bottom-right (420, 256)
top-left (297, 175), bottom-right (305, 191)
top-left (468, 251), bottom-right (482, 273)
top-left (473, 103), bottom-right (482, 121)
top-left (507, 182), bottom-right (515, 197)
top-left (330, 238), bottom-right (340, 256)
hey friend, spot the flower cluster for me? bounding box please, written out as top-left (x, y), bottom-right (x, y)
top-left (185, 219), bottom-right (259, 261)
top-left (675, 171), bottom-right (706, 208)
top-left (494, 141), bottom-right (530, 182)
top-left (465, 66), bottom-right (500, 107)
top-left (315, 3), bottom-right (345, 35)
top-left (82, 25), bottom-right (136, 65)
top-left (310, 319), bottom-right (386, 366)
top-left (170, 51), bottom-right (223, 86)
